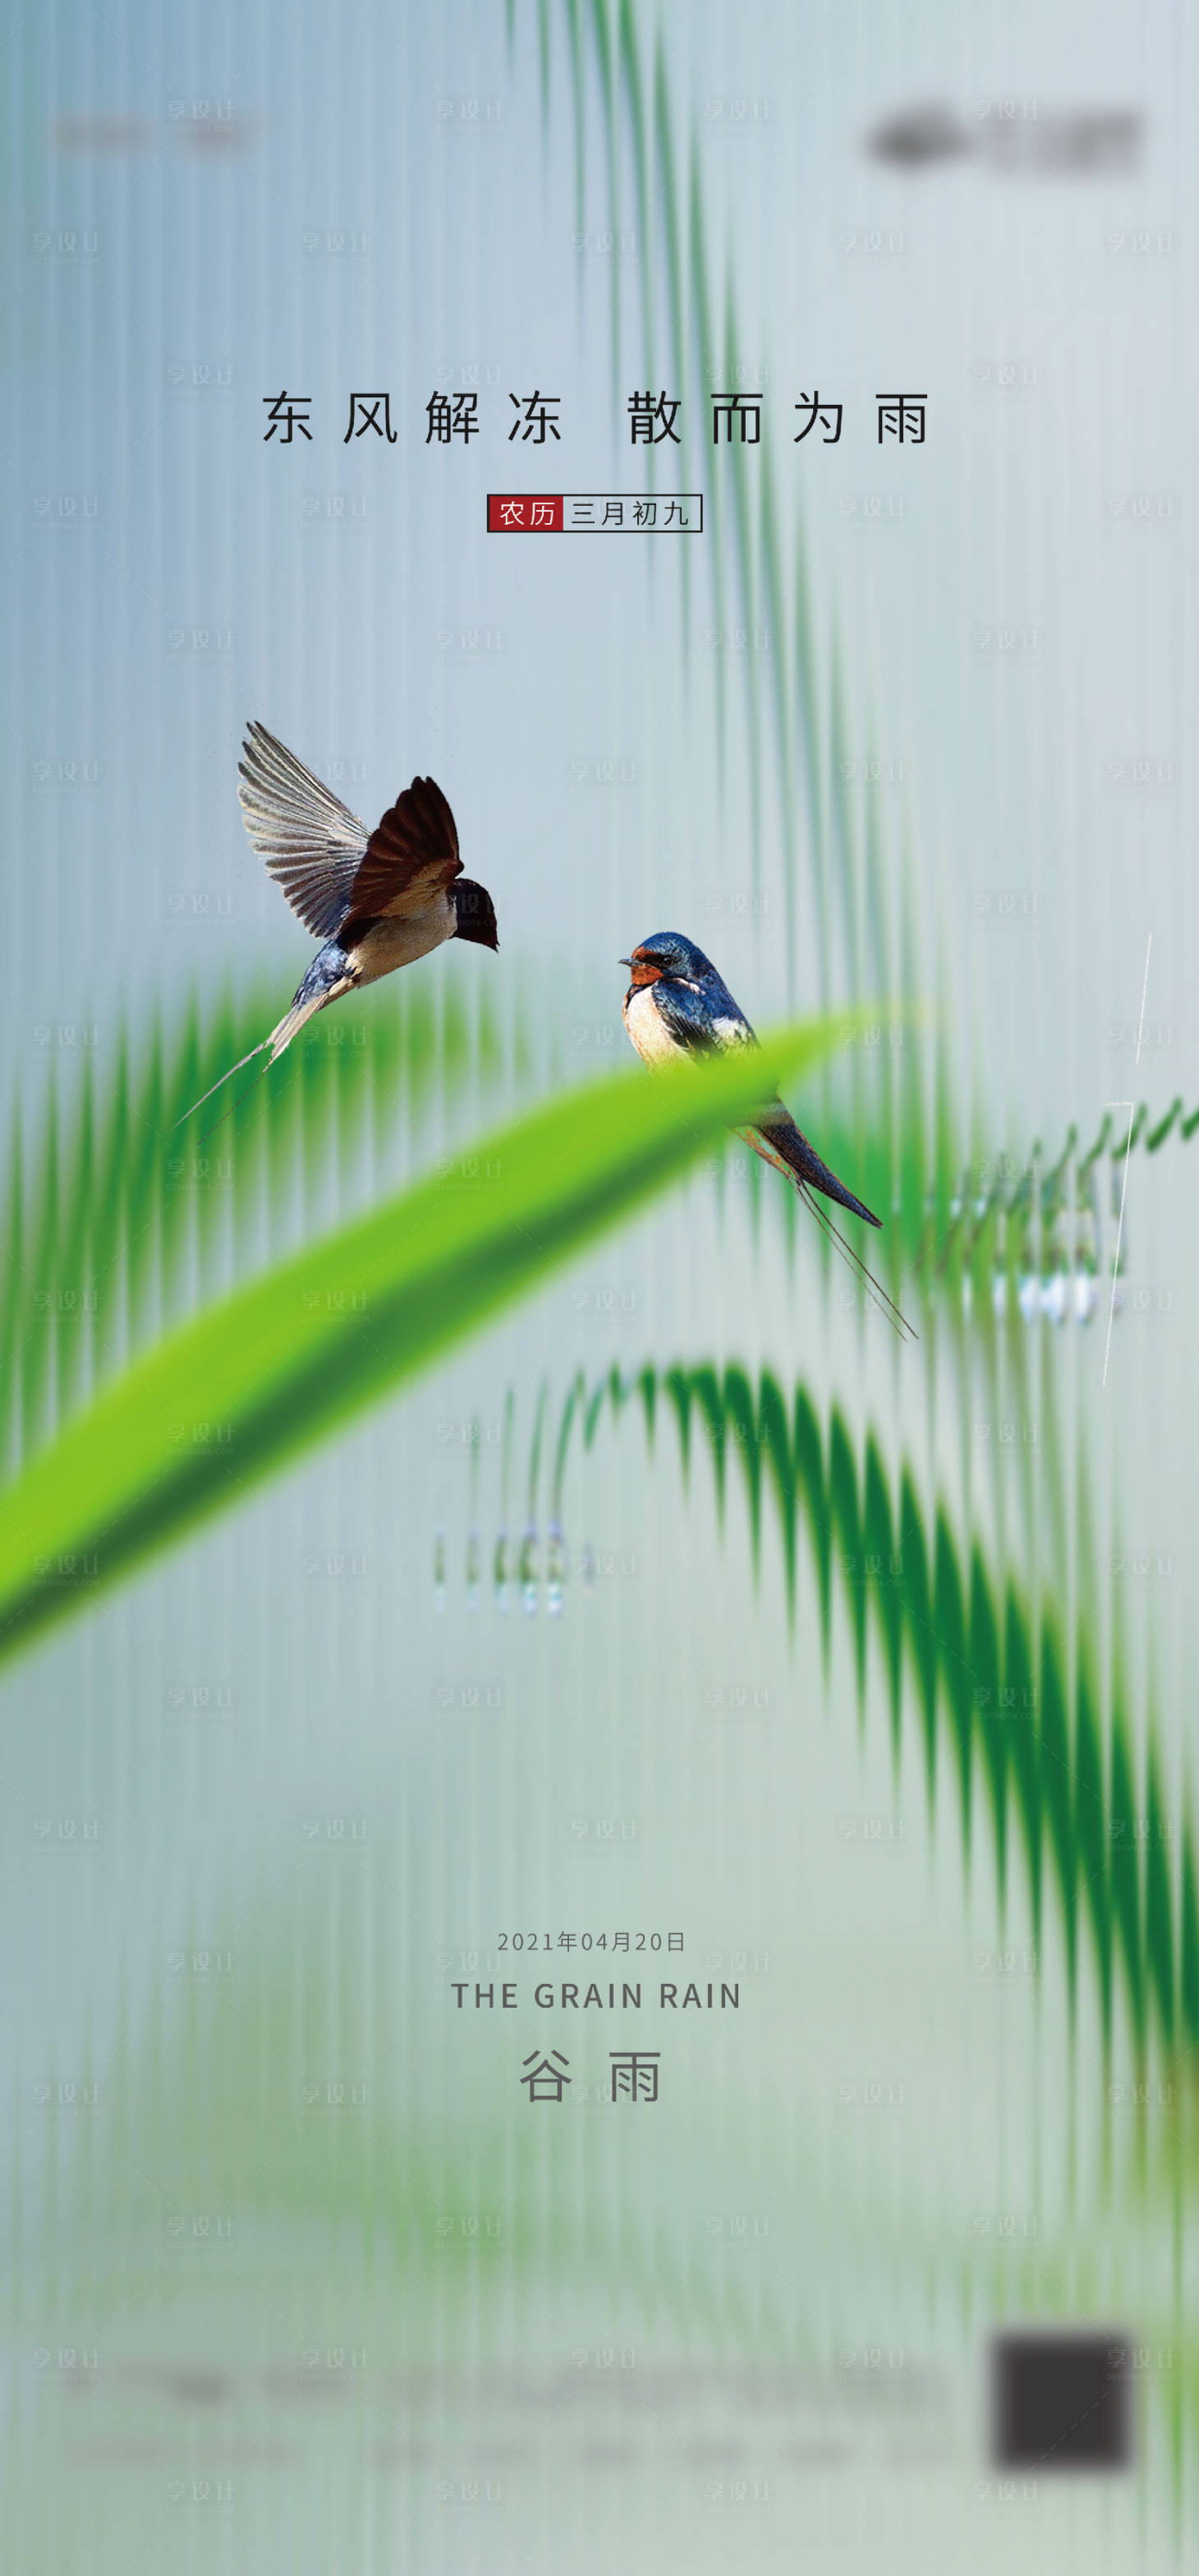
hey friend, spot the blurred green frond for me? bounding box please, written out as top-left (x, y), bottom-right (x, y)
top-left (540, 1360), bottom-right (1191, 2069)
top-left (1, 967), bottom-right (533, 1472)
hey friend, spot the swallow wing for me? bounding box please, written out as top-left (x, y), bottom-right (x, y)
top-left (342, 777), bottom-right (462, 927)
top-left (746, 1100), bottom-right (882, 1227)
top-left (652, 979), bottom-right (758, 1055)
top-left (654, 976), bottom-right (881, 1224)
top-left (237, 723), bottom-right (370, 939)
top-left (647, 971), bottom-right (883, 1230)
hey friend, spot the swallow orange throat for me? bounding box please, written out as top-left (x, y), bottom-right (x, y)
top-left (627, 956), bottom-right (664, 988)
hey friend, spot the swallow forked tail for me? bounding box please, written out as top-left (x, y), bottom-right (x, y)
top-left (172, 980), bottom-right (342, 1129)
top-left (737, 1114), bottom-right (918, 1343)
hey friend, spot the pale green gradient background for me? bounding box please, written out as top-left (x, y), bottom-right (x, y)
top-left (2, 2), bottom-right (1196, 2567)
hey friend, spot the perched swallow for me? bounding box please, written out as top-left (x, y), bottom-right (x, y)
top-left (621, 931), bottom-right (915, 1334)
top-left (181, 723), bottom-right (498, 1118)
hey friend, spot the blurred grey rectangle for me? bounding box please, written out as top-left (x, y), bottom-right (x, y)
top-left (990, 2331), bottom-right (1133, 2469)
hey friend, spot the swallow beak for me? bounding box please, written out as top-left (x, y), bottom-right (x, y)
top-left (618, 956), bottom-right (632, 967)
top-left (622, 945), bottom-right (664, 990)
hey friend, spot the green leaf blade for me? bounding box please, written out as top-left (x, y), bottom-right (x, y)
top-left (0, 1017), bottom-right (853, 1662)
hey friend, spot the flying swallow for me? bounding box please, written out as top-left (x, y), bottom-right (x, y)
top-left (181, 723), bottom-right (498, 1119)
top-left (621, 931), bottom-right (915, 1335)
